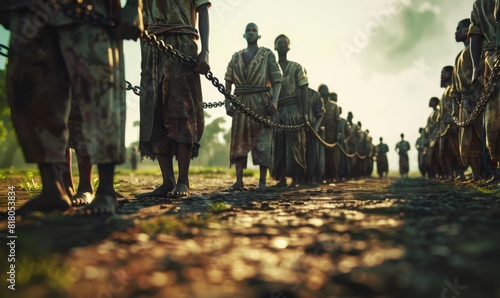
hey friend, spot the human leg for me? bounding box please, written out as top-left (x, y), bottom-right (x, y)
top-left (71, 149), bottom-right (94, 205)
top-left (167, 142), bottom-right (193, 198)
top-left (18, 164), bottom-right (72, 215)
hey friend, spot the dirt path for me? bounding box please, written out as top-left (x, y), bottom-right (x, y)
top-left (0, 174), bottom-right (499, 298)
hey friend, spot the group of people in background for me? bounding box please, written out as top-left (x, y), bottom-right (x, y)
top-left (224, 22), bottom-right (414, 189)
top-left (416, 2), bottom-right (500, 186)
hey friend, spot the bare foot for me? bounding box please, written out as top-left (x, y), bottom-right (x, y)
top-left (255, 181), bottom-right (266, 191)
top-left (17, 192), bottom-right (72, 216)
top-left (167, 183), bottom-right (190, 198)
top-left (288, 179), bottom-right (300, 188)
top-left (136, 184), bottom-right (175, 198)
top-left (81, 193), bottom-right (118, 216)
top-left (226, 182), bottom-right (248, 192)
top-left (71, 192), bottom-right (94, 206)
top-left (273, 180), bottom-right (287, 188)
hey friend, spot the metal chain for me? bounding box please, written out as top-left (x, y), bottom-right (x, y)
top-left (203, 101), bottom-right (225, 109)
top-left (124, 80), bottom-right (223, 109)
top-left (453, 53), bottom-right (500, 127)
top-left (125, 81), bottom-right (141, 96)
top-left (0, 44), bottom-right (8, 58)
top-left (142, 31), bottom-right (304, 131)
top-left (304, 122), bottom-right (368, 158)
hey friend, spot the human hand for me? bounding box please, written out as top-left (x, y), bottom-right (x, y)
top-left (116, 1), bottom-right (144, 41)
top-left (226, 104), bottom-right (235, 117)
top-left (471, 66), bottom-right (483, 91)
top-left (194, 50), bottom-right (210, 74)
top-left (266, 102), bottom-right (277, 116)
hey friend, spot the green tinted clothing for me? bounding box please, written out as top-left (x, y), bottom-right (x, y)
top-left (7, 1), bottom-right (126, 163)
top-left (438, 86), bottom-right (454, 134)
top-left (139, 0), bottom-right (210, 159)
top-left (224, 47), bottom-right (282, 166)
top-left (271, 61), bottom-right (308, 178)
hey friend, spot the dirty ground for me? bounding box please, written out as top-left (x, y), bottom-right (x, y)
top-left (0, 171), bottom-right (499, 298)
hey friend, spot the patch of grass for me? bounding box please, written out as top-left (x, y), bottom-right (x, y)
top-left (89, 178), bottom-right (120, 191)
top-left (16, 256), bottom-right (73, 290)
top-left (115, 183), bottom-right (138, 193)
top-left (472, 186), bottom-right (498, 195)
top-left (19, 178), bottom-right (42, 195)
top-left (208, 201), bottom-right (229, 214)
top-left (0, 242), bottom-right (73, 294)
top-left (136, 216), bottom-right (184, 236)
top-left (136, 213), bottom-right (214, 236)
top-left (185, 213), bottom-right (210, 228)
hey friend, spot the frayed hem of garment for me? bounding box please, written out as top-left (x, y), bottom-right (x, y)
top-left (139, 141), bottom-right (201, 161)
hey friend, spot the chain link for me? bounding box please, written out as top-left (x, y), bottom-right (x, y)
top-left (0, 44), bottom-right (8, 58)
top-left (304, 122), bottom-right (368, 158)
top-left (453, 52), bottom-right (500, 127)
top-left (203, 101), bottom-right (225, 109)
top-left (123, 80), bottom-right (224, 109)
top-left (125, 80), bottom-right (141, 96)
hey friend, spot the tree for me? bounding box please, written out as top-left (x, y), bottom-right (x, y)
top-left (192, 111), bottom-right (230, 167)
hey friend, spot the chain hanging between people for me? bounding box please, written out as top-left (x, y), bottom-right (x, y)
top-left (305, 122), bottom-right (368, 159)
top-left (453, 53), bottom-right (500, 127)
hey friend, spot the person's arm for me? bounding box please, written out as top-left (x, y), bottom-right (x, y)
top-left (469, 3), bottom-right (484, 90)
top-left (266, 52), bottom-right (282, 116)
top-left (300, 85), bottom-right (308, 123)
top-left (225, 80), bottom-right (234, 117)
top-left (313, 111), bottom-right (324, 133)
top-left (194, 3), bottom-right (210, 74)
top-left (470, 34), bottom-right (484, 90)
top-left (267, 82), bottom-right (281, 116)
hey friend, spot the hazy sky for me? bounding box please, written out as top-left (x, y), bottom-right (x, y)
top-left (0, 0), bottom-right (477, 171)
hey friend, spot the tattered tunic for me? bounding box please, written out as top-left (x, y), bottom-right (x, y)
top-left (139, 0), bottom-right (210, 159)
top-left (305, 88), bottom-right (325, 179)
top-left (271, 61), bottom-right (308, 178)
top-left (395, 140), bottom-right (410, 175)
top-left (376, 143), bottom-right (389, 174)
top-left (7, 0), bottom-right (126, 163)
top-left (320, 98), bottom-right (340, 180)
top-left (224, 47), bottom-right (282, 167)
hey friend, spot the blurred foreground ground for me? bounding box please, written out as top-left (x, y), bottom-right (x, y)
top-left (0, 169), bottom-right (499, 298)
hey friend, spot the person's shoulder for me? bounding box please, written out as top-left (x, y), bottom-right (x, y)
top-left (258, 47), bottom-right (273, 54)
top-left (288, 61), bottom-right (304, 68)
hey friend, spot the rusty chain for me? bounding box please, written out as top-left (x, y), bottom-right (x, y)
top-left (453, 53), bottom-right (500, 127)
top-left (304, 122), bottom-right (368, 159)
